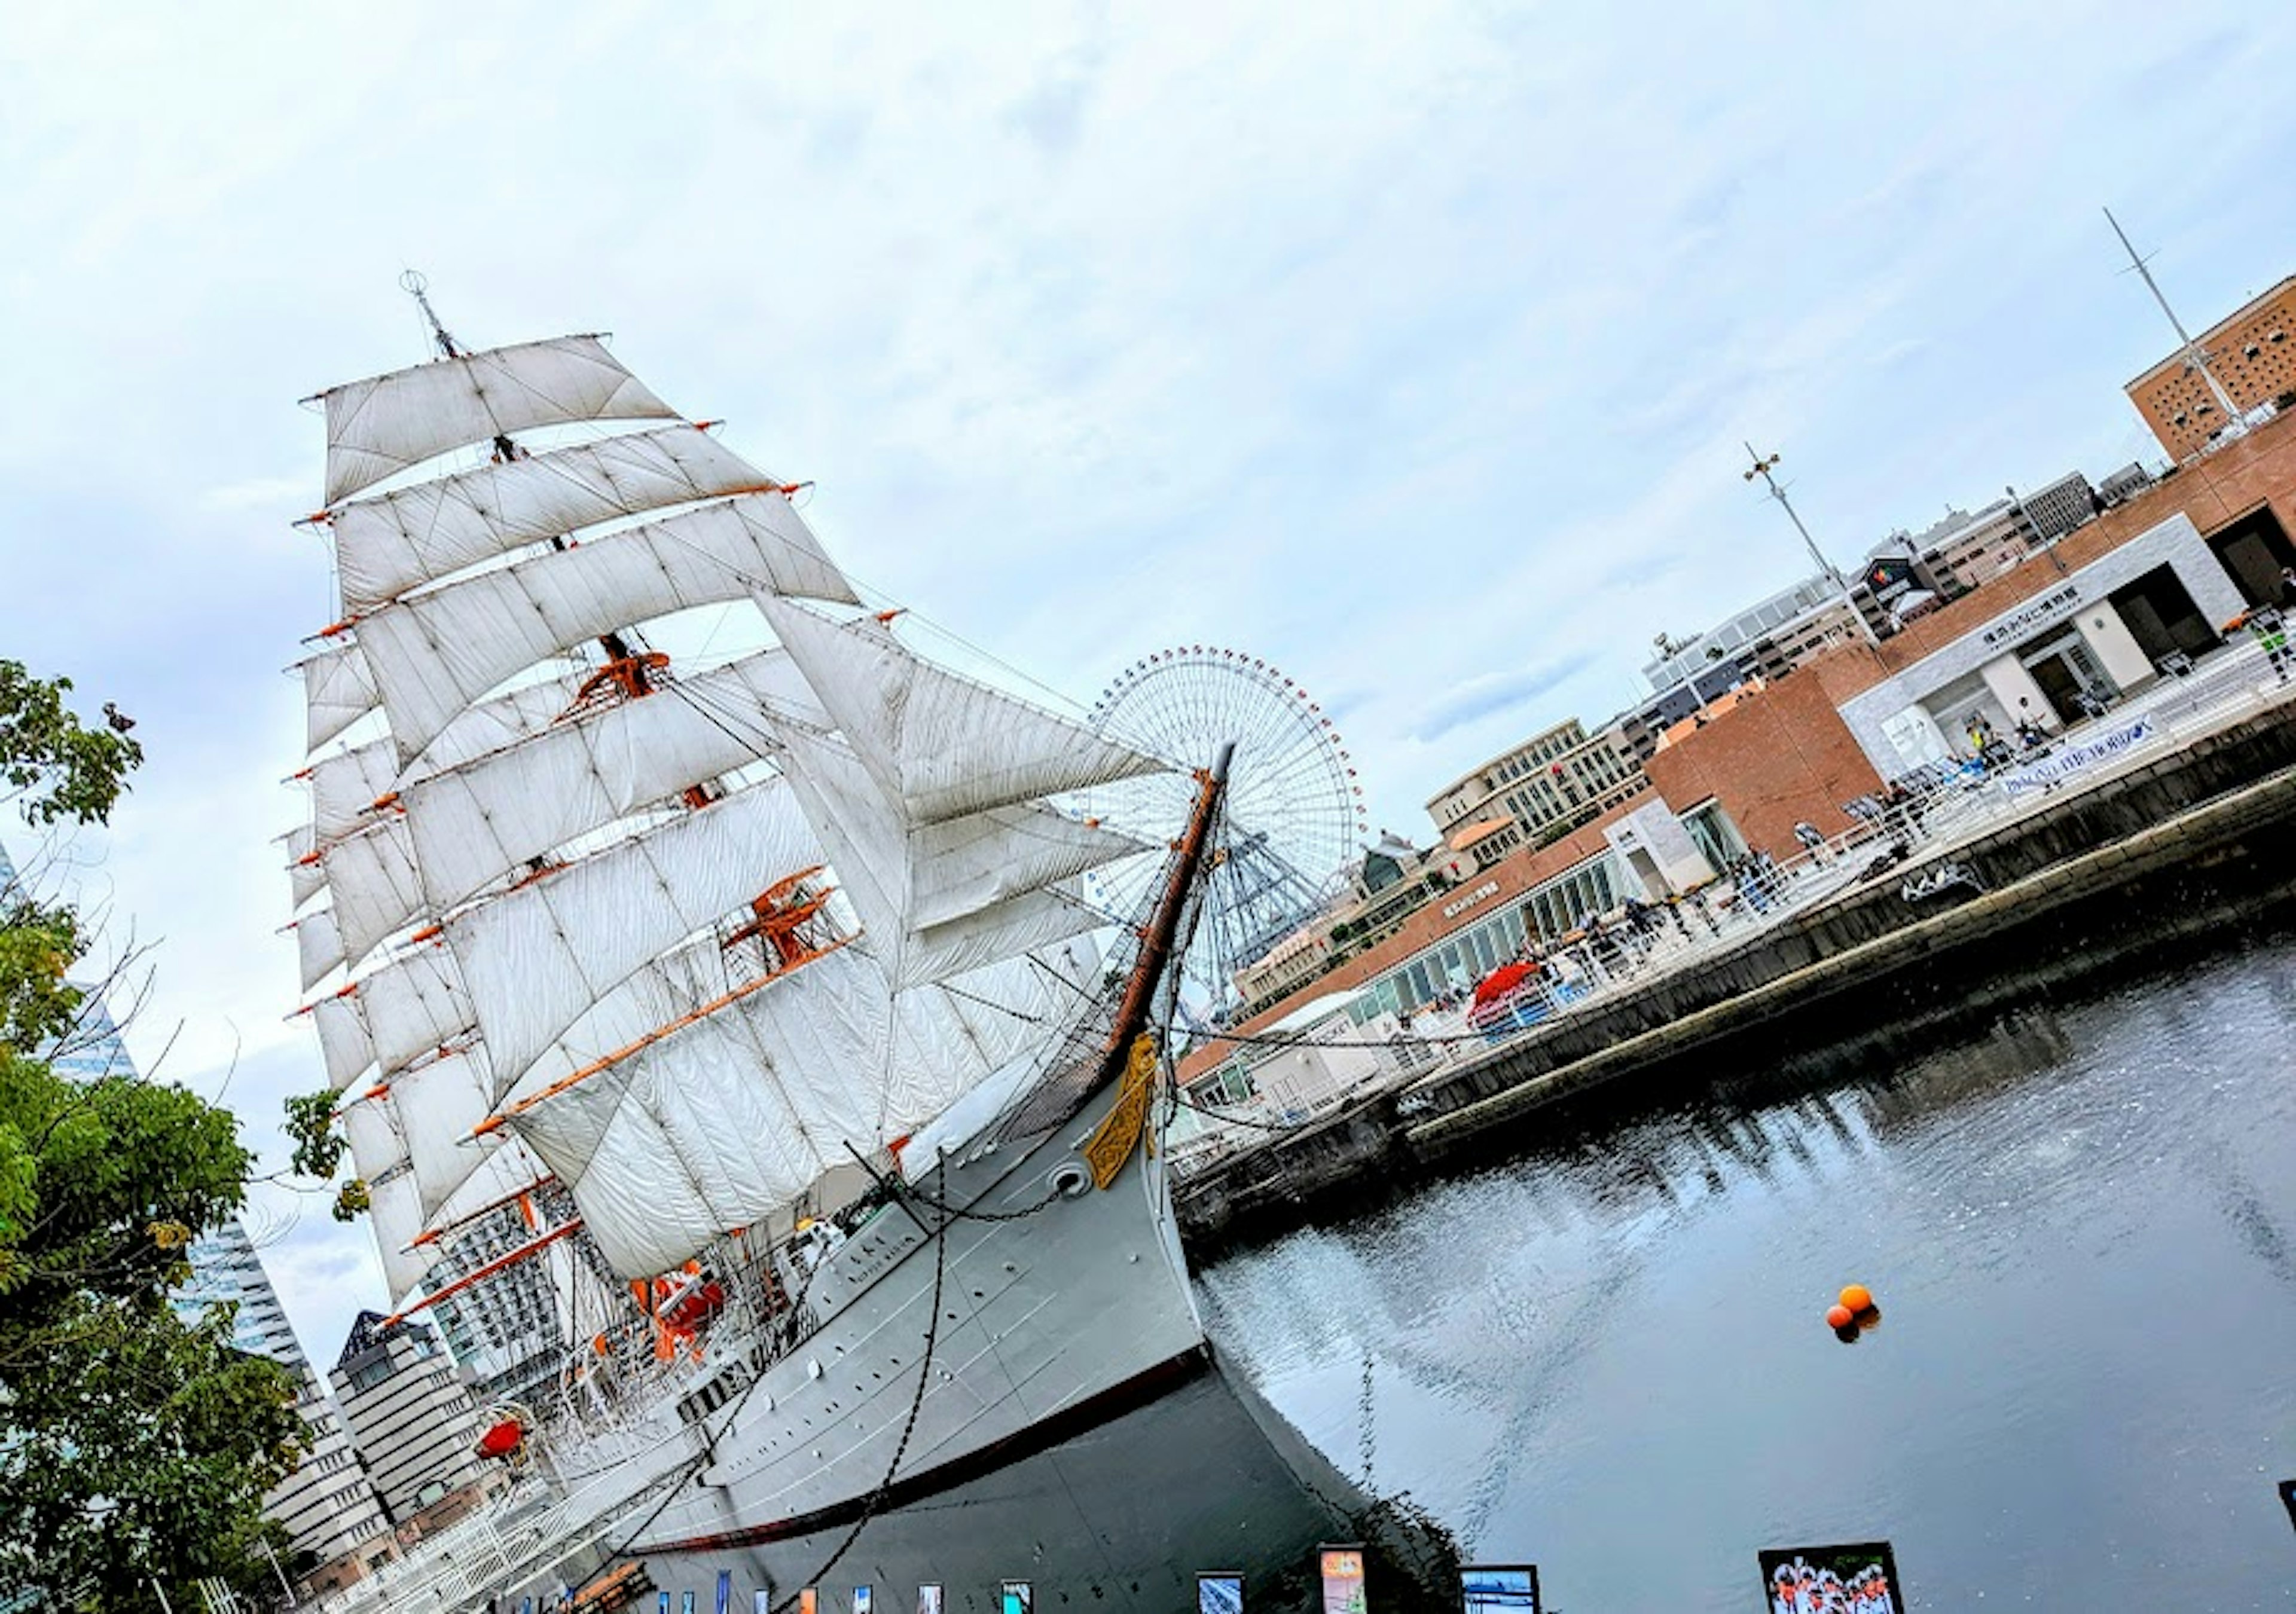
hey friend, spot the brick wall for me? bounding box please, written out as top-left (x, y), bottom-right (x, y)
top-left (1641, 673), bottom-right (1886, 861)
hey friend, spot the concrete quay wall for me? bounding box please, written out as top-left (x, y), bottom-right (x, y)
top-left (1177, 704), bottom-right (2296, 1254)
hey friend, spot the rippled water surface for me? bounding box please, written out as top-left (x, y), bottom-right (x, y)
top-left (1198, 933), bottom-right (2296, 1609)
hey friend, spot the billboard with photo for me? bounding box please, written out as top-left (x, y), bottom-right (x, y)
top-left (1758, 1541), bottom-right (1904, 1612)
top-left (1460, 1564), bottom-right (1540, 1612)
top-left (1320, 1546), bottom-right (1367, 1614)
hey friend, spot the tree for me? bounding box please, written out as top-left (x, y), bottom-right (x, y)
top-left (0, 663), bottom-right (303, 1609)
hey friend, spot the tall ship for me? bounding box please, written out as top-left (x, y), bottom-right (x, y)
top-left (284, 283), bottom-right (1248, 1596)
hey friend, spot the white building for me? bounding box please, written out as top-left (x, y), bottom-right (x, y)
top-left (1836, 511), bottom-right (2247, 771)
top-left (1642, 574), bottom-right (1868, 695)
top-left (170, 1219), bottom-right (399, 1588)
top-left (331, 1310), bottom-right (499, 1528)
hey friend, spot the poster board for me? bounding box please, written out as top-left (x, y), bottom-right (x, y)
top-left (1757, 1542), bottom-right (1904, 1611)
top-left (1460, 1564), bottom-right (1540, 1612)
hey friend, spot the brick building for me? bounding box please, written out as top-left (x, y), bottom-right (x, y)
top-left (2126, 274), bottom-right (2296, 459)
top-left (1640, 674), bottom-right (1886, 864)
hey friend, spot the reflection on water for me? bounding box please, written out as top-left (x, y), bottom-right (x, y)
top-left (1201, 931), bottom-right (2296, 1609)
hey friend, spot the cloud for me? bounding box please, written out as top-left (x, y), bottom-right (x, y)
top-left (6, 0), bottom-right (2295, 1350)
top-left (1413, 655), bottom-right (1599, 745)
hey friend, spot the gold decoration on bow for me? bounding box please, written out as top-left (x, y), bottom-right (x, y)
top-left (1082, 1033), bottom-right (1159, 1190)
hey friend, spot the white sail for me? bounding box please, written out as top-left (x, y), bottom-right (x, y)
top-left (318, 335), bottom-right (678, 506)
top-left (320, 817), bottom-right (428, 973)
top-left (343, 1098), bottom-right (432, 1303)
top-left (286, 823), bottom-right (325, 908)
top-left (909, 805), bottom-right (1145, 930)
top-left (368, 1170), bottom-right (433, 1306)
top-left (304, 669), bottom-right (596, 848)
top-left (300, 639), bottom-right (378, 751)
top-left (506, 944), bottom-right (1068, 1278)
top-left (296, 907), bottom-right (344, 992)
top-left (754, 593), bottom-right (1161, 823)
top-left (332, 424), bottom-right (779, 612)
top-left (767, 723), bottom-right (1130, 990)
top-left (310, 944), bottom-right (475, 1092)
top-left (305, 739), bottom-right (402, 845)
top-left (390, 1050), bottom-right (500, 1219)
top-left (446, 779), bottom-right (818, 1096)
top-left (426, 1136), bottom-right (554, 1234)
top-left (310, 994), bottom-right (375, 1094)
top-left (905, 884), bottom-right (1106, 986)
top-left (396, 649), bottom-right (811, 912)
top-left (355, 496), bottom-right (859, 763)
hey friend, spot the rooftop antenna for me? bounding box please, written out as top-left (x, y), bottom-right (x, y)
top-left (2103, 206), bottom-right (2244, 442)
top-left (400, 268), bottom-right (463, 360)
top-left (1741, 442), bottom-right (1879, 647)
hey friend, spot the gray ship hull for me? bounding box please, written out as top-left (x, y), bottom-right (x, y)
top-left (627, 1080), bottom-right (1207, 1557)
top-left (628, 1349), bottom-right (1455, 1613)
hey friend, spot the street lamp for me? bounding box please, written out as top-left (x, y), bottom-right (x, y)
top-left (1742, 443), bottom-right (1880, 647)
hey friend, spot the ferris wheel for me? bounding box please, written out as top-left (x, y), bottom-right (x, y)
top-left (1082, 646), bottom-right (1368, 1010)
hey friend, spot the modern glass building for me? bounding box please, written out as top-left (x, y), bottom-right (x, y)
top-left (170, 1218), bottom-right (310, 1373)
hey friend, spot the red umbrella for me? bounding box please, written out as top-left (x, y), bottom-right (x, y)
top-left (1471, 961), bottom-right (1535, 1007)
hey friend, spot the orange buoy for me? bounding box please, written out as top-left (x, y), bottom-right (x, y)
top-left (1839, 1283), bottom-right (1874, 1314)
top-left (1825, 1304), bottom-right (1855, 1329)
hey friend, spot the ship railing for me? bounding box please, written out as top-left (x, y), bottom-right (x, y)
top-left (305, 1456), bottom-right (702, 1614)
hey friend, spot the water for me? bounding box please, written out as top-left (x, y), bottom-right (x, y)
top-left (1199, 932), bottom-right (2296, 1609)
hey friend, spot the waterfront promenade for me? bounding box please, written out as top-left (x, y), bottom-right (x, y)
top-left (1173, 636), bottom-right (2296, 1237)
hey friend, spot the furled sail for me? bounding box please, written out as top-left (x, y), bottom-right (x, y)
top-left (396, 649), bottom-right (814, 913)
top-left (505, 942), bottom-right (1085, 1277)
top-left (355, 497), bottom-right (859, 763)
top-left (317, 335), bottom-right (678, 506)
top-left (331, 424), bottom-right (778, 613)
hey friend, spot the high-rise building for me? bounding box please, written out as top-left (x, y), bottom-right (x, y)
top-left (169, 1224), bottom-right (398, 1588)
top-left (171, 1219), bottom-right (306, 1370)
top-left (2126, 273), bottom-right (2296, 458)
top-left (330, 1310), bottom-right (500, 1530)
top-left (428, 1207), bottom-right (568, 1415)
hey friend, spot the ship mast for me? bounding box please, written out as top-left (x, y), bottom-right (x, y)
top-left (401, 270), bottom-right (657, 696)
top-left (1091, 741), bottom-right (1233, 1092)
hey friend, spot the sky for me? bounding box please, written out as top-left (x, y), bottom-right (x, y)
top-left (5, 1), bottom-right (2295, 1371)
